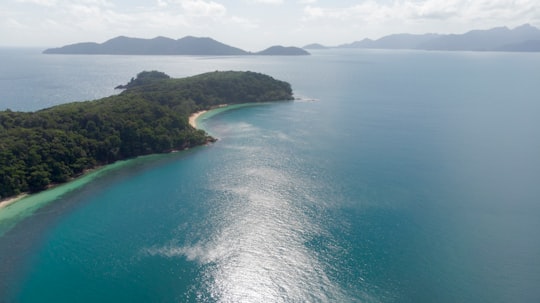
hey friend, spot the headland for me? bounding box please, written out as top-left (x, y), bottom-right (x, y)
top-left (0, 70), bottom-right (294, 234)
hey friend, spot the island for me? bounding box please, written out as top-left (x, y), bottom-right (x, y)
top-left (43, 36), bottom-right (310, 56)
top-left (256, 46), bottom-right (310, 56)
top-left (302, 43), bottom-right (329, 50)
top-left (0, 71), bottom-right (294, 200)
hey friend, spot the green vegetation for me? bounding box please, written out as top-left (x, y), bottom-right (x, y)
top-left (0, 71), bottom-right (293, 199)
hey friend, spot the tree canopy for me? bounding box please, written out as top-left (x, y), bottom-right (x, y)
top-left (0, 71), bottom-right (293, 199)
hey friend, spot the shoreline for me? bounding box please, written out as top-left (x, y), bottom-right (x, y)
top-left (0, 155), bottom-right (167, 236)
top-left (188, 110), bottom-right (208, 129)
top-left (0, 107), bottom-right (214, 215)
top-left (189, 104), bottom-right (230, 129)
top-left (0, 101), bottom-right (286, 235)
top-left (0, 109), bottom-right (216, 218)
top-left (0, 194), bottom-right (28, 210)
top-left (189, 102), bottom-right (283, 134)
top-left (0, 165), bottom-right (104, 213)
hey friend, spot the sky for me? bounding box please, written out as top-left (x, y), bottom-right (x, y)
top-left (1, 0), bottom-right (540, 51)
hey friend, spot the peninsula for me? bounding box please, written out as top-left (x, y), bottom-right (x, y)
top-left (0, 71), bottom-right (294, 200)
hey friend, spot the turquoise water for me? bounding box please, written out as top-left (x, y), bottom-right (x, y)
top-left (1, 49), bottom-right (540, 302)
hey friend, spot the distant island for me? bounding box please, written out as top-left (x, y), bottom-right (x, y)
top-left (0, 71), bottom-right (294, 199)
top-left (43, 36), bottom-right (310, 56)
top-left (256, 46), bottom-right (310, 56)
top-left (303, 24), bottom-right (540, 52)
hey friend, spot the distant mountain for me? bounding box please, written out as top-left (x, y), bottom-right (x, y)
top-left (339, 33), bottom-right (440, 49)
top-left (332, 24), bottom-right (540, 52)
top-left (303, 43), bottom-right (328, 50)
top-left (43, 36), bottom-right (310, 56)
top-left (44, 36), bottom-right (248, 55)
top-left (497, 40), bottom-right (540, 52)
top-left (255, 46), bottom-right (310, 56)
top-left (419, 24), bottom-right (540, 51)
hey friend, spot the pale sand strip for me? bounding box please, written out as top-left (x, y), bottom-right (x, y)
top-left (189, 110), bottom-right (208, 129)
top-left (189, 105), bottom-right (229, 129)
top-left (0, 194), bottom-right (28, 210)
top-left (0, 158), bottom-right (145, 235)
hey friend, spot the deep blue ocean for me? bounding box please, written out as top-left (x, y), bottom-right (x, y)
top-left (1, 48), bottom-right (540, 302)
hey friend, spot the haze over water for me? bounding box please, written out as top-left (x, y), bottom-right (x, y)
top-left (1, 48), bottom-right (540, 302)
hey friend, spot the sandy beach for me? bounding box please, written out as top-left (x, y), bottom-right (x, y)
top-left (189, 110), bottom-right (208, 129)
top-left (0, 194), bottom-right (28, 210)
top-left (189, 105), bottom-right (230, 129)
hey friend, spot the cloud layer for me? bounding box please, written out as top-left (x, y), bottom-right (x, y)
top-left (2, 0), bottom-right (539, 49)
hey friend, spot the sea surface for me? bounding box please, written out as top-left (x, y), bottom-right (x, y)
top-left (1, 48), bottom-right (540, 302)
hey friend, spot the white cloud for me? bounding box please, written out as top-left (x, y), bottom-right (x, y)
top-left (64, 4), bottom-right (127, 32)
top-left (5, 0), bottom-right (227, 39)
top-left (4, 18), bottom-right (27, 29)
top-left (2, 0), bottom-right (540, 48)
top-left (180, 0), bottom-right (226, 17)
top-left (76, 0), bottom-right (114, 6)
top-left (302, 0), bottom-right (540, 29)
top-left (230, 16), bottom-right (259, 29)
top-left (15, 0), bottom-right (57, 6)
top-left (302, 5), bottom-right (345, 20)
top-left (247, 0), bottom-right (283, 4)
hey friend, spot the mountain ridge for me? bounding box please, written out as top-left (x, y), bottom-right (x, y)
top-left (43, 36), bottom-right (309, 56)
top-left (303, 24), bottom-right (540, 52)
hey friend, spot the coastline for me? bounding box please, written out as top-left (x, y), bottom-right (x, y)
top-left (0, 108), bottom-right (214, 217)
top-left (0, 166), bottom-right (104, 211)
top-left (0, 194), bottom-right (28, 210)
top-left (190, 102), bottom-right (282, 134)
top-left (189, 110), bottom-right (208, 129)
top-left (0, 156), bottom-right (166, 236)
top-left (0, 101), bottom-right (287, 236)
top-left (0, 109), bottom-right (220, 234)
top-left (189, 104), bottom-right (231, 129)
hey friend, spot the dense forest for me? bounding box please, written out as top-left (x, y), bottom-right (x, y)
top-left (0, 71), bottom-right (293, 199)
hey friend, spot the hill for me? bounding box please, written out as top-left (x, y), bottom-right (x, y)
top-left (0, 71), bottom-right (294, 199)
top-left (338, 33), bottom-right (440, 49)
top-left (255, 45), bottom-right (310, 55)
top-left (43, 36), bottom-right (249, 55)
top-left (43, 36), bottom-right (310, 56)
top-left (302, 43), bottom-right (328, 50)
